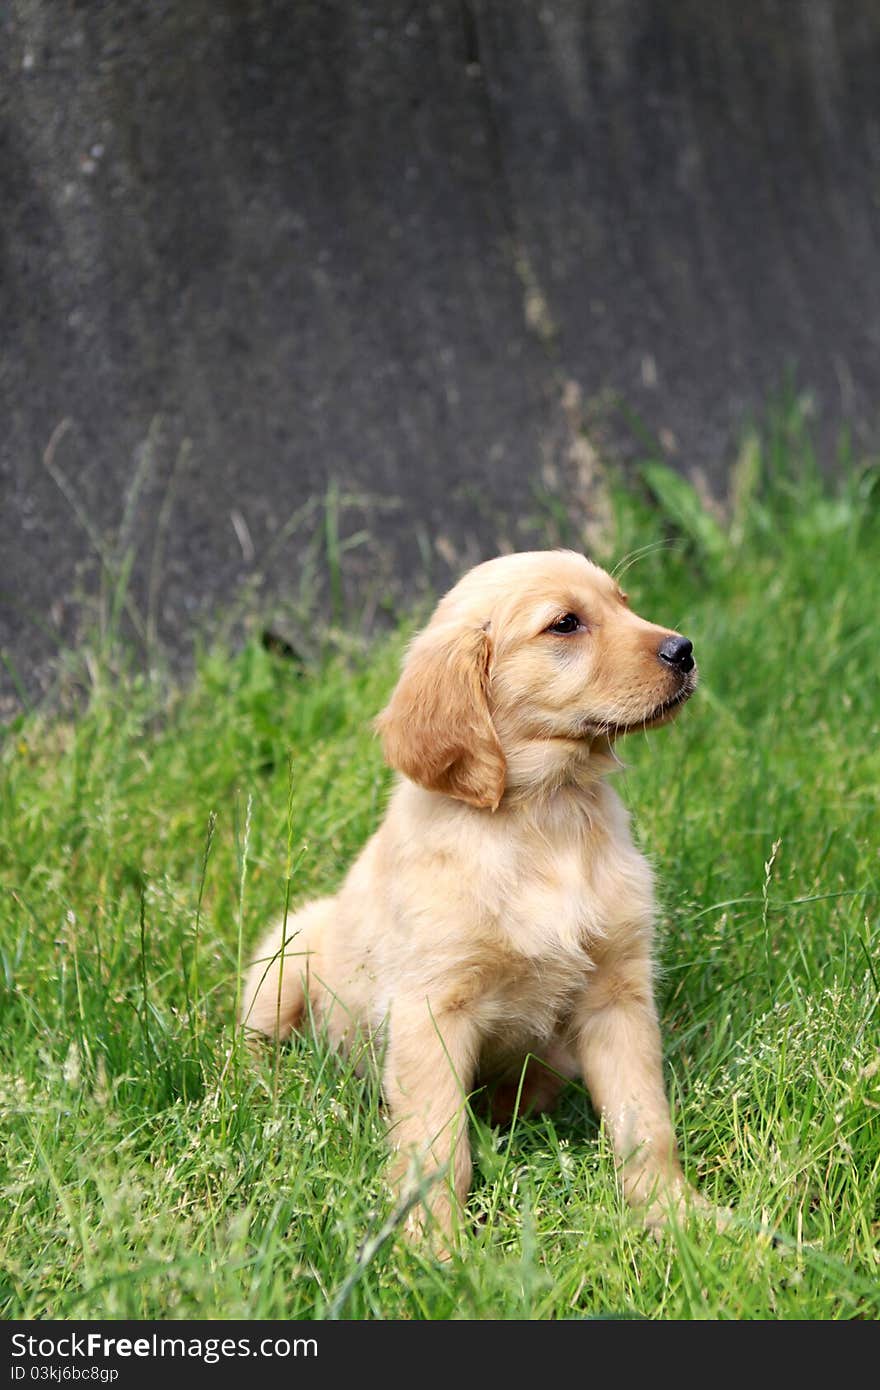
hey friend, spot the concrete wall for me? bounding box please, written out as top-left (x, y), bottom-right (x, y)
top-left (3, 1), bottom-right (879, 706)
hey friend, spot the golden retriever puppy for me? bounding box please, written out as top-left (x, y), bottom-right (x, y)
top-left (242, 549), bottom-right (705, 1246)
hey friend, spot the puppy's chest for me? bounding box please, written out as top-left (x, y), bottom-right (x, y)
top-left (477, 836), bottom-right (654, 1044)
top-left (495, 837), bottom-right (645, 961)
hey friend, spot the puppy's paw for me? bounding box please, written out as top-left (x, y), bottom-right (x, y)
top-left (642, 1184), bottom-right (732, 1239)
top-left (402, 1204), bottom-right (455, 1262)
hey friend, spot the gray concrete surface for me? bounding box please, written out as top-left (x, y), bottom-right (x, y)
top-left (2, 1), bottom-right (879, 710)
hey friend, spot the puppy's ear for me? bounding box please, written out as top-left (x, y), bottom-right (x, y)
top-left (376, 621), bottom-right (506, 810)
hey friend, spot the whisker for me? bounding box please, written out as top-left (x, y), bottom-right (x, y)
top-left (611, 539), bottom-right (679, 580)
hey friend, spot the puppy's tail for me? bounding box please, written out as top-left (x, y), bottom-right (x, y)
top-left (240, 900), bottom-right (330, 1041)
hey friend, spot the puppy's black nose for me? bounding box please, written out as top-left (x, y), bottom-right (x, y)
top-left (658, 635), bottom-right (694, 673)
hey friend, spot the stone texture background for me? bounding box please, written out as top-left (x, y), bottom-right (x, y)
top-left (2, 1), bottom-right (879, 708)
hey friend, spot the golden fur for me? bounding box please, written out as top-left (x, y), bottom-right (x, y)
top-left (242, 549), bottom-right (707, 1247)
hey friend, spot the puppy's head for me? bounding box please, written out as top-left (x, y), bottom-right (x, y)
top-left (377, 550), bottom-right (697, 807)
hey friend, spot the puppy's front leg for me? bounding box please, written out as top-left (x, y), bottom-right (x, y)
top-left (575, 955), bottom-right (690, 1228)
top-left (383, 1002), bottom-right (479, 1251)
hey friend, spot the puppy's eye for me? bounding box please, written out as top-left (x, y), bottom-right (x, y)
top-left (547, 613), bottom-right (582, 634)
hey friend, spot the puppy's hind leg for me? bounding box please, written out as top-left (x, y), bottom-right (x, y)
top-left (240, 899), bottom-right (330, 1041)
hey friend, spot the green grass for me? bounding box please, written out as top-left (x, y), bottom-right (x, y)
top-left (1, 429), bottom-right (879, 1320)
